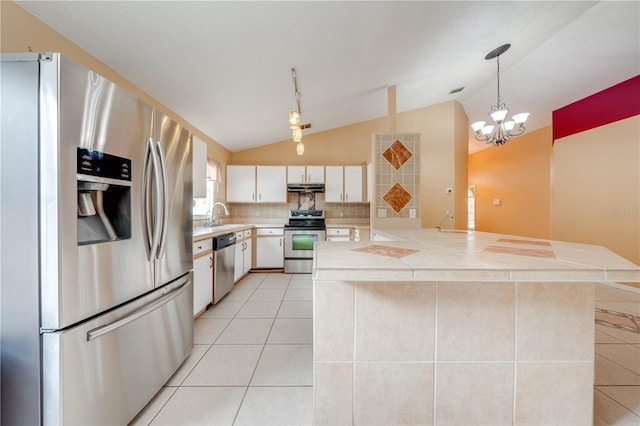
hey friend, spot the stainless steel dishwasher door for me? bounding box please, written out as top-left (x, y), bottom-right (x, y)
top-left (212, 233), bottom-right (236, 303)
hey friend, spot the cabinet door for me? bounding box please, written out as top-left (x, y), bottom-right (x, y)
top-left (192, 137), bottom-right (207, 198)
top-left (234, 241), bottom-right (244, 282)
top-left (243, 239), bottom-right (252, 274)
top-left (344, 166), bottom-right (363, 202)
top-left (325, 166), bottom-right (343, 202)
top-left (287, 165), bottom-right (306, 183)
top-left (257, 166), bottom-right (286, 202)
top-left (306, 166), bottom-right (324, 183)
top-left (193, 254), bottom-right (212, 315)
top-left (256, 237), bottom-right (284, 268)
top-left (227, 165), bottom-right (255, 202)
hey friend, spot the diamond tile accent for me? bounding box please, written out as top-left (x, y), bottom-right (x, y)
top-left (382, 140), bottom-right (413, 170)
top-left (485, 245), bottom-right (556, 258)
top-left (351, 244), bottom-right (419, 258)
top-left (497, 238), bottom-right (551, 246)
top-left (383, 183), bottom-right (412, 213)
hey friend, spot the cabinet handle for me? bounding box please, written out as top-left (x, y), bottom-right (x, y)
top-left (259, 193), bottom-right (262, 201)
top-left (279, 238), bottom-right (282, 247)
top-left (307, 174), bottom-right (311, 182)
top-left (340, 193), bottom-right (343, 201)
top-left (252, 193), bottom-right (255, 201)
top-left (210, 256), bottom-right (213, 268)
top-left (301, 174), bottom-right (305, 182)
top-left (197, 245), bottom-right (202, 249)
top-left (346, 193), bottom-right (349, 201)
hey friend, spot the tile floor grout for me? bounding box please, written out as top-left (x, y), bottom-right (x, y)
top-left (131, 277), bottom-right (640, 425)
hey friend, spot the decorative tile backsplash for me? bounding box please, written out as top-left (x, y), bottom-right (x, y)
top-left (383, 182), bottom-right (412, 213)
top-left (376, 134), bottom-right (420, 218)
top-left (382, 139), bottom-right (413, 170)
top-left (228, 193), bottom-right (369, 220)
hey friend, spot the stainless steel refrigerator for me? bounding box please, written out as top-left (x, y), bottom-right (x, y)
top-left (1, 53), bottom-right (194, 425)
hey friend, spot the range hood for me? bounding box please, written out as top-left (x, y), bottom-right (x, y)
top-left (287, 183), bottom-right (325, 193)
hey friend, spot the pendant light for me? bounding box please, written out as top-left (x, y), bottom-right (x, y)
top-left (470, 44), bottom-right (529, 146)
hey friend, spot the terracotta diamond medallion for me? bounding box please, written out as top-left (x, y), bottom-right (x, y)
top-left (351, 244), bottom-right (419, 258)
top-left (383, 183), bottom-right (412, 213)
top-left (382, 139), bottom-right (413, 169)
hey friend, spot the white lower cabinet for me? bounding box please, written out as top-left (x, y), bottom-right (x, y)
top-left (326, 227), bottom-right (352, 242)
top-left (255, 228), bottom-right (284, 268)
top-left (234, 229), bottom-right (253, 282)
top-left (193, 253), bottom-right (212, 316)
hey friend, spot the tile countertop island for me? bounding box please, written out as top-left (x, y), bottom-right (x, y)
top-left (312, 229), bottom-right (640, 426)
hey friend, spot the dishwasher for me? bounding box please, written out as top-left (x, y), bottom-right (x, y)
top-left (212, 232), bottom-right (237, 304)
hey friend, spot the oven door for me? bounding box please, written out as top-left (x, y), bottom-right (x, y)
top-left (284, 228), bottom-right (326, 259)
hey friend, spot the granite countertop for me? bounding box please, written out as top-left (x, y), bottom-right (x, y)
top-left (192, 223), bottom-right (285, 241)
top-left (313, 228), bottom-right (640, 282)
top-left (192, 224), bottom-right (252, 241)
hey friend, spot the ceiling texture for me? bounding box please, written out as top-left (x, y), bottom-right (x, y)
top-left (17, 1), bottom-right (640, 154)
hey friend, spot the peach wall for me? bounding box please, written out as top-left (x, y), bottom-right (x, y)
top-left (468, 126), bottom-right (552, 239)
top-left (1, 1), bottom-right (232, 165)
top-left (552, 116), bottom-right (640, 265)
top-left (233, 101), bottom-right (468, 230)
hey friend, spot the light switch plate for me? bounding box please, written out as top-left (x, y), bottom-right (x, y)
top-left (377, 208), bottom-right (387, 218)
top-left (409, 208), bottom-right (416, 218)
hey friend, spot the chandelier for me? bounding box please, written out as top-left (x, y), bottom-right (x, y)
top-left (289, 67), bottom-right (305, 155)
top-left (471, 44), bottom-right (529, 146)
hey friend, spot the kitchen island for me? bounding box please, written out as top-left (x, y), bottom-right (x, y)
top-left (312, 229), bottom-right (640, 425)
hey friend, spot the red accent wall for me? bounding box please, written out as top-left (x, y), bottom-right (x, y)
top-left (552, 75), bottom-right (640, 141)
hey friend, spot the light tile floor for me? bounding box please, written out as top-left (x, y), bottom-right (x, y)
top-left (130, 276), bottom-right (640, 425)
top-left (594, 283), bottom-right (640, 425)
top-left (130, 272), bottom-right (314, 426)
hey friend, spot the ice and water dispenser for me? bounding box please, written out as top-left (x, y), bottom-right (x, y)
top-left (77, 147), bottom-right (132, 245)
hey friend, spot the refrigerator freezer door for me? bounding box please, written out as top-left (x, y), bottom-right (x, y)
top-left (42, 274), bottom-right (194, 425)
top-left (40, 54), bottom-right (155, 330)
top-left (153, 110), bottom-right (193, 286)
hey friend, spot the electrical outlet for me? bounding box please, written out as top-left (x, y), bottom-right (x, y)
top-left (339, 211), bottom-right (344, 217)
top-left (377, 208), bottom-right (387, 218)
top-left (409, 208), bottom-right (416, 219)
top-left (255, 211), bottom-right (260, 216)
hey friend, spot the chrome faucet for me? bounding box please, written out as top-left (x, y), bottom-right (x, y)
top-left (436, 210), bottom-right (454, 232)
top-left (208, 202), bottom-right (230, 226)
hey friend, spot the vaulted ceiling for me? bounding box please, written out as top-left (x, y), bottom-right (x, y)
top-left (17, 1), bottom-right (640, 154)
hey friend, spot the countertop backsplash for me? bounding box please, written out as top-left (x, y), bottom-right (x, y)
top-left (227, 193), bottom-right (370, 220)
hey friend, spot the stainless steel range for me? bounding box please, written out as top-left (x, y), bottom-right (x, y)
top-left (284, 210), bottom-right (326, 273)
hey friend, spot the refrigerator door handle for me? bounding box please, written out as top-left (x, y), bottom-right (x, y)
top-left (86, 278), bottom-right (189, 341)
top-left (142, 137), bottom-right (154, 259)
top-left (155, 140), bottom-right (169, 259)
top-left (148, 138), bottom-right (163, 259)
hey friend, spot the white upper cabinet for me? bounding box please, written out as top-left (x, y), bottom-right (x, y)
top-left (192, 137), bottom-right (207, 198)
top-left (325, 165), bottom-right (364, 202)
top-left (287, 165), bottom-right (324, 183)
top-left (226, 165), bottom-right (286, 203)
top-left (344, 165), bottom-right (363, 202)
top-left (325, 166), bottom-right (343, 202)
top-left (256, 166), bottom-right (286, 202)
top-left (226, 165), bottom-right (256, 202)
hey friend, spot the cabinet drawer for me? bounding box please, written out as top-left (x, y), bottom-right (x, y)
top-left (235, 231), bottom-right (244, 241)
top-left (256, 228), bottom-right (283, 236)
top-left (243, 229), bottom-right (253, 238)
top-left (193, 239), bottom-right (213, 257)
top-left (327, 227), bottom-right (351, 236)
